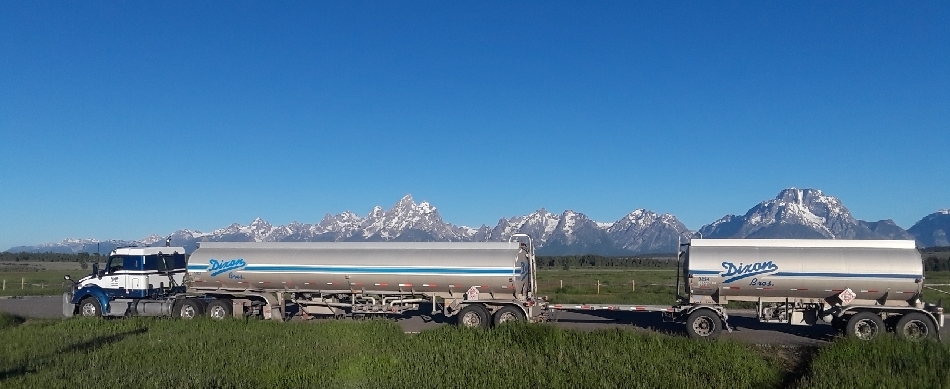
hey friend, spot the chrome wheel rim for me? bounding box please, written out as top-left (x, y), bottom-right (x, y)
top-left (81, 302), bottom-right (97, 317)
top-left (180, 304), bottom-right (197, 319)
top-left (209, 306), bottom-right (227, 319)
top-left (692, 316), bottom-right (714, 337)
top-left (497, 311), bottom-right (518, 323)
top-left (901, 320), bottom-right (929, 341)
top-left (854, 319), bottom-right (880, 340)
top-left (461, 311), bottom-right (482, 327)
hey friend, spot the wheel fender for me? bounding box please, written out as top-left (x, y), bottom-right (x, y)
top-left (685, 305), bottom-right (726, 319)
top-left (72, 285), bottom-right (111, 314)
top-left (62, 292), bottom-right (74, 317)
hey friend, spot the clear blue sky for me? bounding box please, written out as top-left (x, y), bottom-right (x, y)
top-left (1, 2), bottom-right (948, 250)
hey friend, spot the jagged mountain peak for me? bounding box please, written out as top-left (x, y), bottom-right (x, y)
top-left (908, 210), bottom-right (950, 247)
top-left (777, 188), bottom-right (826, 202)
top-left (418, 201), bottom-right (435, 214)
top-left (141, 234), bottom-right (165, 245)
top-left (618, 209), bottom-right (659, 223)
top-left (394, 194), bottom-right (416, 208)
top-left (701, 188), bottom-right (877, 239)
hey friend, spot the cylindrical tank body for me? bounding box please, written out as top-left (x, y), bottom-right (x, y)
top-left (685, 239), bottom-right (922, 304)
top-left (186, 241), bottom-right (533, 298)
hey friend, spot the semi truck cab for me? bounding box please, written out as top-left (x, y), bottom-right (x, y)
top-left (64, 246), bottom-right (188, 317)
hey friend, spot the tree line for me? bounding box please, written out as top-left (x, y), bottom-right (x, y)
top-left (537, 255), bottom-right (678, 269)
top-left (0, 252), bottom-right (102, 269)
top-left (922, 247), bottom-right (950, 272)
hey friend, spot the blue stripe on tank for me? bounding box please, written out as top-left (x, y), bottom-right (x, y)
top-left (689, 269), bottom-right (920, 279)
top-left (187, 264), bottom-right (521, 276)
top-left (772, 272), bottom-right (920, 279)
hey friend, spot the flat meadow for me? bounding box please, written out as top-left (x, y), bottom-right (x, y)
top-left (1, 314), bottom-right (948, 389)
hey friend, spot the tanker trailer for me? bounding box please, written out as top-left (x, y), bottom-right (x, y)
top-left (678, 239), bottom-right (944, 340)
top-left (185, 234), bottom-right (544, 327)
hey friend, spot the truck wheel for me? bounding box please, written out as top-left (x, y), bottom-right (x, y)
top-left (492, 305), bottom-right (526, 326)
top-left (79, 297), bottom-right (102, 317)
top-left (174, 299), bottom-right (205, 319)
top-left (895, 313), bottom-right (935, 341)
top-left (456, 304), bottom-right (490, 329)
top-left (846, 312), bottom-right (885, 340)
top-left (206, 299), bottom-right (233, 320)
top-left (685, 309), bottom-right (722, 340)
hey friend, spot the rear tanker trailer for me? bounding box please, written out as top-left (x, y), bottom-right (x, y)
top-left (64, 234), bottom-right (546, 327)
top-left (551, 239), bottom-right (945, 340)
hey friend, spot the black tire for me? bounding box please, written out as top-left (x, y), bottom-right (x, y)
top-left (456, 304), bottom-right (490, 329)
top-left (846, 312), bottom-right (885, 340)
top-left (174, 298), bottom-right (205, 319)
top-left (492, 305), bottom-right (526, 326)
top-left (79, 297), bottom-right (103, 317)
top-left (895, 312), bottom-right (936, 341)
top-left (206, 299), bottom-right (233, 320)
top-left (685, 309), bottom-right (722, 340)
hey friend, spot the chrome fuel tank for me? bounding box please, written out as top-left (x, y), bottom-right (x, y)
top-left (685, 239), bottom-right (922, 304)
top-left (186, 241), bottom-right (533, 298)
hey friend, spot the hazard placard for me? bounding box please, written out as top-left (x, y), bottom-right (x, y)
top-left (466, 286), bottom-right (480, 301)
top-left (838, 288), bottom-right (856, 305)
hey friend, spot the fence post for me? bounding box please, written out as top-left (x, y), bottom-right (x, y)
top-left (597, 280), bottom-right (600, 294)
top-left (632, 280), bottom-right (635, 292)
top-left (560, 279), bottom-right (563, 289)
top-left (22, 277), bottom-right (25, 290)
top-left (2, 279), bottom-right (5, 290)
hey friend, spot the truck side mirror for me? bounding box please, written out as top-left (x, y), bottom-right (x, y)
top-left (92, 263), bottom-right (99, 278)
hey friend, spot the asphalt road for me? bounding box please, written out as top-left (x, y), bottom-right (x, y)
top-left (3, 295), bottom-right (946, 346)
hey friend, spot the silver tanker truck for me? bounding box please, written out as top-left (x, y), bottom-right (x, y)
top-left (63, 235), bottom-right (944, 341)
top-left (64, 234), bottom-right (545, 328)
top-left (550, 238), bottom-right (945, 341)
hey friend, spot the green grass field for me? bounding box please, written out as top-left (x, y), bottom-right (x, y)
top-left (1, 314), bottom-right (947, 389)
top-left (0, 271), bottom-right (76, 297)
top-left (0, 262), bottom-right (89, 297)
top-left (537, 268), bottom-right (679, 305)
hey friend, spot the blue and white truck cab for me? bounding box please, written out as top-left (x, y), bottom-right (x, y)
top-left (63, 246), bottom-right (199, 318)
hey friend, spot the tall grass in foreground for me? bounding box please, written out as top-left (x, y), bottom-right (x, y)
top-left (795, 336), bottom-right (950, 389)
top-left (0, 314), bottom-right (779, 389)
top-left (3, 313), bottom-right (948, 388)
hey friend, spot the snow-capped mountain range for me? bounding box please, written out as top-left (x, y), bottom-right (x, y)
top-left (699, 188), bottom-right (911, 240)
top-left (8, 189), bottom-right (950, 255)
